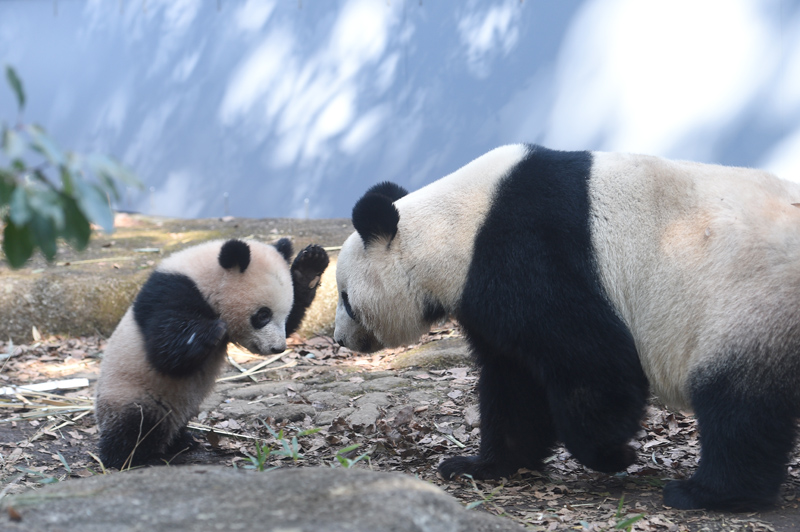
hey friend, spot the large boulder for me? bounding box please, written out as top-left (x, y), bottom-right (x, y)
top-left (1, 465), bottom-right (523, 532)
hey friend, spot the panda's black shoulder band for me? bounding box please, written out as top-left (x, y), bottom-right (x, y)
top-left (219, 239), bottom-right (251, 272)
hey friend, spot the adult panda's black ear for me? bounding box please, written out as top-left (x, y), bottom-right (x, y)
top-left (219, 239), bottom-right (251, 273)
top-left (273, 238), bottom-right (293, 264)
top-left (363, 181), bottom-right (408, 202)
top-left (352, 183), bottom-right (405, 247)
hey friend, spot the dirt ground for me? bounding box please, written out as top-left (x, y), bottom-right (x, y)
top-left (2, 327), bottom-right (800, 532)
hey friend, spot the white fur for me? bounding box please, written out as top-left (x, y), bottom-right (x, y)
top-left (96, 239), bottom-right (294, 451)
top-left (588, 152), bottom-right (800, 409)
top-left (335, 147), bottom-right (800, 411)
top-left (334, 144), bottom-right (529, 351)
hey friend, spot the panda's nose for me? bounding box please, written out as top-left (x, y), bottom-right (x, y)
top-left (271, 346), bottom-right (284, 354)
top-left (337, 339), bottom-right (345, 347)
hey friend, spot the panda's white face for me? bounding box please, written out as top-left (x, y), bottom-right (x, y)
top-left (334, 224), bottom-right (436, 354)
top-left (166, 240), bottom-right (294, 356)
top-left (216, 244), bottom-right (294, 355)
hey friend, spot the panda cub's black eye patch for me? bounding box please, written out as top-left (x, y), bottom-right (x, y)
top-left (251, 307), bottom-right (273, 329)
top-left (341, 292), bottom-right (357, 321)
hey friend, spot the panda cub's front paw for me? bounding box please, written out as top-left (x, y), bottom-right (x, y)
top-left (291, 244), bottom-right (330, 290)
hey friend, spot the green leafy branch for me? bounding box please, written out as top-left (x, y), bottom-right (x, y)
top-left (1, 65), bottom-right (141, 268)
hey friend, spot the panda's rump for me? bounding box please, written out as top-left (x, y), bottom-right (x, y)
top-left (588, 152), bottom-right (800, 408)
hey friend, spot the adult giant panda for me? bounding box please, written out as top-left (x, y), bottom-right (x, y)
top-left (333, 144), bottom-right (800, 512)
top-left (95, 238), bottom-right (329, 469)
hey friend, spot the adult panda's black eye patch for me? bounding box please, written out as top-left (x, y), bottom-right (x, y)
top-left (250, 307), bottom-right (273, 329)
top-left (341, 292), bottom-right (357, 321)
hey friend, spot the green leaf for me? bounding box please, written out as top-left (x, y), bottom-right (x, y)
top-left (87, 154), bottom-right (141, 188)
top-left (59, 166), bottom-right (75, 195)
top-left (2, 220), bottom-right (34, 268)
top-left (8, 186), bottom-right (31, 226)
top-left (27, 186), bottom-right (64, 229)
top-left (60, 196), bottom-right (91, 250)
top-left (0, 170), bottom-right (14, 205)
top-left (336, 444), bottom-right (361, 454)
top-left (2, 126), bottom-right (25, 159)
top-left (615, 514), bottom-right (645, 530)
top-left (5, 66), bottom-right (25, 111)
top-left (30, 212), bottom-right (57, 262)
top-left (74, 179), bottom-right (114, 233)
top-left (27, 124), bottom-right (64, 165)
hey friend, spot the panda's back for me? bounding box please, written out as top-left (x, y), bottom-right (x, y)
top-left (588, 151), bottom-right (800, 408)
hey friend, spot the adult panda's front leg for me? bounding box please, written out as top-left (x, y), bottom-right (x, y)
top-left (439, 344), bottom-right (558, 480)
top-left (663, 363), bottom-right (797, 511)
top-left (286, 244), bottom-right (330, 335)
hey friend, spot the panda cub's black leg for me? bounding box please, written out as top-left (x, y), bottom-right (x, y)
top-left (663, 364), bottom-right (797, 511)
top-left (286, 244), bottom-right (330, 335)
top-left (97, 402), bottom-right (174, 469)
top-left (439, 352), bottom-right (557, 480)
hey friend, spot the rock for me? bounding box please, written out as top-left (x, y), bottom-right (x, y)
top-left (318, 381), bottom-right (365, 396)
top-left (390, 338), bottom-right (473, 370)
top-left (306, 391), bottom-right (352, 410)
top-left (361, 376), bottom-right (408, 392)
top-left (221, 401), bottom-right (314, 422)
top-left (227, 381), bottom-right (305, 399)
top-left (1, 466), bottom-right (523, 532)
top-left (347, 403), bottom-right (382, 433)
top-left (354, 392), bottom-right (392, 408)
top-left (315, 407), bottom-right (355, 426)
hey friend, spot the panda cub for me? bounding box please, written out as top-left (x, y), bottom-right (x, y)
top-left (333, 144), bottom-right (800, 512)
top-left (95, 238), bottom-right (328, 469)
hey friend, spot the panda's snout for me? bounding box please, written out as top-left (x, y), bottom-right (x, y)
top-left (337, 339), bottom-right (345, 347)
top-left (270, 346), bottom-right (284, 354)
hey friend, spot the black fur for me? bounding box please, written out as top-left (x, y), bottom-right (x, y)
top-left (663, 356), bottom-right (798, 511)
top-left (133, 271), bottom-right (227, 378)
top-left (440, 145), bottom-right (649, 480)
top-left (286, 244), bottom-right (330, 335)
top-left (218, 239), bottom-right (251, 272)
top-left (364, 181), bottom-right (409, 202)
top-left (423, 297), bottom-right (447, 324)
top-left (97, 401), bottom-right (185, 469)
top-left (273, 238), bottom-right (293, 263)
top-left (352, 183), bottom-right (406, 247)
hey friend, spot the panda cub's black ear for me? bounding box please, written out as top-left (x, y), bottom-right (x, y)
top-left (219, 239), bottom-right (251, 273)
top-left (352, 181), bottom-right (409, 248)
top-left (273, 238), bottom-right (293, 264)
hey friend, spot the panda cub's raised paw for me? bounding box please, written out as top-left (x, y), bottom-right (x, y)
top-left (291, 244), bottom-right (330, 289)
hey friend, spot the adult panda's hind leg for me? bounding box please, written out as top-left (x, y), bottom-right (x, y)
top-left (439, 352), bottom-right (557, 480)
top-left (663, 363), bottom-right (798, 511)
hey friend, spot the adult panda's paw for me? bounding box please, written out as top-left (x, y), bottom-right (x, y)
top-left (438, 455), bottom-right (520, 481)
top-left (663, 479), bottom-right (775, 512)
top-left (663, 480), bottom-right (703, 510)
top-left (291, 244), bottom-right (329, 290)
top-left (581, 442), bottom-right (637, 474)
